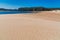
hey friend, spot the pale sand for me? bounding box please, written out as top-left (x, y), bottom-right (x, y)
top-left (0, 11), bottom-right (60, 40)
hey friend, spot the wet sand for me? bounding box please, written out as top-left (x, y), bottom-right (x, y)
top-left (0, 11), bottom-right (60, 40)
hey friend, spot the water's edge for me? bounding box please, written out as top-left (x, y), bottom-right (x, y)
top-left (0, 11), bottom-right (33, 14)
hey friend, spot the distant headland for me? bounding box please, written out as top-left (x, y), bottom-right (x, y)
top-left (0, 7), bottom-right (60, 11)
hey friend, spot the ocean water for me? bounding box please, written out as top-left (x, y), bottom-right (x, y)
top-left (0, 11), bottom-right (33, 14)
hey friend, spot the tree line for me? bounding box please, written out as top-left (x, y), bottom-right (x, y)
top-left (18, 7), bottom-right (60, 11)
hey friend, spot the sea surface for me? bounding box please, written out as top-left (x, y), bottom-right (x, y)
top-left (0, 11), bottom-right (33, 14)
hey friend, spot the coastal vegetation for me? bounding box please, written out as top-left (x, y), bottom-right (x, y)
top-left (18, 7), bottom-right (60, 11)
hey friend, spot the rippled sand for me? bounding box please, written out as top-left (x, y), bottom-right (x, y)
top-left (0, 11), bottom-right (60, 40)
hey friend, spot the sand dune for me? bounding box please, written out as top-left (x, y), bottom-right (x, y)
top-left (0, 11), bottom-right (60, 40)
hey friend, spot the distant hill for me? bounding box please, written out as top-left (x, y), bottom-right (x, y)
top-left (0, 7), bottom-right (60, 11)
top-left (18, 7), bottom-right (60, 11)
top-left (0, 8), bottom-right (18, 11)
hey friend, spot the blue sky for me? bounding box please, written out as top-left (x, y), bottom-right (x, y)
top-left (0, 0), bottom-right (60, 9)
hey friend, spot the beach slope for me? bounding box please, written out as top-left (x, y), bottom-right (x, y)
top-left (0, 11), bottom-right (60, 40)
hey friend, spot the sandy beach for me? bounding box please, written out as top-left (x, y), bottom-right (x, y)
top-left (0, 11), bottom-right (60, 40)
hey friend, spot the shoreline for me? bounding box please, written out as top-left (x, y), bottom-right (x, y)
top-left (0, 11), bottom-right (60, 22)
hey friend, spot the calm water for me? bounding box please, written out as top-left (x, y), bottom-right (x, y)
top-left (0, 11), bottom-right (33, 14)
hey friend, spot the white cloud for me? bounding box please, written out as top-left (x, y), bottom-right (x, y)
top-left (0, 3), bottom-right (20, 9)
